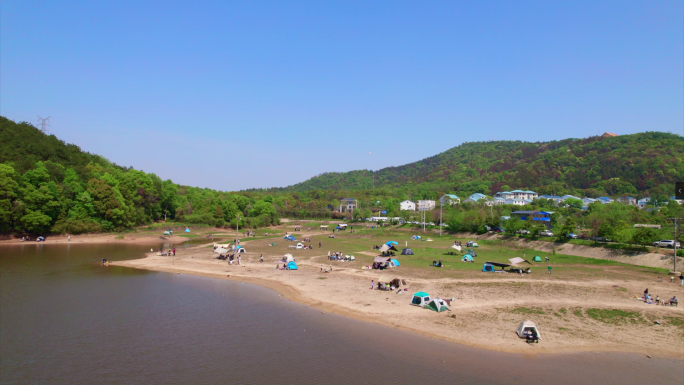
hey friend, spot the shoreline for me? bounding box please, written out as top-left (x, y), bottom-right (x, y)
top-left (0, 233), bottom-right (190, 245)
top-left (112, 249), bottom-right (684, 359)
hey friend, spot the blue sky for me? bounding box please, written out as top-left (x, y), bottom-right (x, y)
top-left (2, 1), bottom-right (682, 191)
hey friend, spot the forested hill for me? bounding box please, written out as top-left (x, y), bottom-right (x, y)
top-left (0, 117), bottom-right (279, 234)
top-left (277, 132), bottom-right (683, 198)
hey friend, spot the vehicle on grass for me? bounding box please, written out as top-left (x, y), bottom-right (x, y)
top-left (653, 240), bottom-right (680, 248)
top-left (540, 230), bottom-right (554, 237)
top-left (592, 236), bottom-right (613, 243)
top-left (566, 233), bottom-right (579, 239)
top-left (516, 229), bottom-right (530, 235)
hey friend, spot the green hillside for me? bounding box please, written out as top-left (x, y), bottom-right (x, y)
top-left (0, 116), bottom-right (278, 234)
top-left (278, 132), bottom-right (683, 199)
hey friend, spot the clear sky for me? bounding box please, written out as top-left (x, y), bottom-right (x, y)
top-left (2, 1), bottom-right (682, 191)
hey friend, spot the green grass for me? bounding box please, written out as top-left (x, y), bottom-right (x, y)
top-left (511, 307), bottom-right (546, 315)
top-left (615, 286), bottom-right (628, 292)
top-left (573, 309), bottom-right (584, 317)
top-left (585, 308), bottom-right (645, 325)
top-left (664, 316), bottom-right (684, 329)
top-left (559, 307), bottom-right (567, 314)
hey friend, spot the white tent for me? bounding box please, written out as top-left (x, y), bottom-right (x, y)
top-left (379, 244), bottom-right (390, 252)
top-left (282, 253), bottom-right (295, 263)
top-left (214, 247), bottom-right (230, 254)
top-left (236, 248), bottom-right (246, 253)
top-left (508, 257), bottom-right (532, 266)
top-left (516, 320), bottom-right (542, 339)
top-left (410, 292), bottom-right (431, 308)
top-left (451, 245), bottom-right (462, 252)
top-left (296, 243), bottom-right (305, 249)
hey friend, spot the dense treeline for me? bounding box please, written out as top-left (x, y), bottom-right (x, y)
top-left (0, 117), bottom-right (279, 234)
top-left (269, 132), bottom-right (683, 200)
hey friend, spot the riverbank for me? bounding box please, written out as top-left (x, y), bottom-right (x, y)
top-left (112, 227), bottom-right (684, 359)
top-left (0, 233), bottom-right (190, 245)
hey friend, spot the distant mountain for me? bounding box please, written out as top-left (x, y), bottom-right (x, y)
top-left (275, 132), bottom-right (683, 198)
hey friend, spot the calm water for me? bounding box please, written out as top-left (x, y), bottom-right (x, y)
top-left (1, 243), bottom-right (682, 385)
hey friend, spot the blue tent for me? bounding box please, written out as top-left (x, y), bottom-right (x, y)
top-left (462, 255), bottom-right (473, 262)
top-left (185, 228), bottom-right (190, 233)
top-left (386, 241), bottom-right (399, 246)
top-left (284, 235), bottom-right (295, 241)
top-left (390, 259), bottom-right (400, 266)
top-left (236, 245), bottom-right (243, 250)
top-left (482, 263), bottom-right (495, 272)
top-left (286, 261), bottom-right (298, 270)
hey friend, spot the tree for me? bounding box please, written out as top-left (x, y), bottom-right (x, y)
top-left (504, 217), bottom-right (521, 235)
top-left (632, 227), bottom-right (657, 248)
top-left (20, 210), bottom-right (52, 234)
top-left (564, 198), bottom-right (583, 209)
top-left (557, 217), bottom-right (577, 241)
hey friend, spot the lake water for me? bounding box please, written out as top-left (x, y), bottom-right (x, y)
top-left (1, 243), bottom-right (682, 384)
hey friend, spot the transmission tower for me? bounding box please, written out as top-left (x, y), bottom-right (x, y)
top-left (37, 116), bottom-right (51, 134)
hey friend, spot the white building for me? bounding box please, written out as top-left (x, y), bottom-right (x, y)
top-left (496, 190), bottom-right (538, 201)
top-left (439, 194), bottom-right (460, 206)
top-left (400, 200), bottom-right (415, 211)
top-left (417, 200), bottom-right (436, 210)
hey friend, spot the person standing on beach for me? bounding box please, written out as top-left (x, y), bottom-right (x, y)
top-left (680, 273), bottom-right (684, 286)
top-left (547, 265), bottom-right (552, 274)
top-left (329, 264), bottom-right (332, 272)
top-left (173, 248), bottom-right (176, 256)
top-left (260, 254), bottom-right (263, 263)
top-left (370, 280), bottom-right (374, 290)
top-left (320, 264), bottom-right (323, 272)
top-left (319, 242), bottom-right (321, 248)
top-left (68, 236), bottom-right (71, 242)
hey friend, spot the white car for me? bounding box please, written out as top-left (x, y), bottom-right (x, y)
top-left (540, 230), bottom-right (554, 237)
top-left (516, 229), bottom-right (530, 235)
top-left (653, 240), bottom-right (680, 248)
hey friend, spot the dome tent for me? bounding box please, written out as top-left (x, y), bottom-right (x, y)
top-left (462, 255), bottom-right (473, 262)
top-left (410, 292), bottom-right (431, 308)
top-left (516, 320), bottom-right (542, 340)
top-left (533, 256), bottom-right (542, 262)
top-left (282, 254), bottom-right (295, 263)
top-left (482, 263), bottom-right (495, 272)
top-left (401, 248), bottom-right (414, 255)
top-left (426, 298), bottom-right (450, 312)
top-left (390, 259), bottom-right (400, 267)
top-left (286, 261), bottom-right (298, 270)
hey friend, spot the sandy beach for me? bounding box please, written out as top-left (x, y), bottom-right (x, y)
top-left (111, 227), bottom-right (684, 359)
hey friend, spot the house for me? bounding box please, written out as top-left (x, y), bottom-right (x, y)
top-left (496, 190), bottom-right (538, 201)
top-left (417, 200), bottom-right (436, 210)
top-left (597, 197), bottom-right (614, 204)
top-left (637, 197), bottom-right (650, 209)
top-left (338, 198), bottom-right (357, 212)
top-left (616, 196), bottom-right (636, 206)
top-left (439, 194), bottom-right (460, 206)
top-left (559, 195), bottom-right (580, 202)
top-left (469, 193), bottom-right (487, 201)
top-left (400, 200), bottom-right (416, 211)
top-left (536, 195), bottom-right (562, 204)
top-left (510, 211), bottom-right (553, 222)
top-left (504, 198), bottom-right (528, 206)
top-left (493, 197), bottom-right (507, 205)
top-left (582, 197), bottom-right (597, 206)
top-left (670, 197), bottom-right (684, 205)
top-left (601, 132), bottom-right (618, 137)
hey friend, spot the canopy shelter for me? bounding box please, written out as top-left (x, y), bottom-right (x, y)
top-left (214, 247), bottom-right (230, 254)
top-left (374, 256), bottom-right (398, 268)
top-left (374, 256), bottom-right (391, 263)
top-left (282, 253), bottom-right (295, 263)
top-left (451, 245), bottom-right (462, 252)
top-left (286, 261), bottom-right (298, 270)
top-left (410, 292), bottom-right (431, 308)
top-left (379, 244), bottom-right (390, 252)
top-left (294, 225), bottom-right (301, 228)
top-left (426, 298), bottom-right (450, 312)
top-left (508, 257), bottom-right (532, 266)
top-left (482, 261), bottom-right (510, 272)
top-left (386, 241), bottom-right (399, 246)
top-left (388, 245), bottom-right (398, 251)
top-left (462, 255), bottom-right (473, 262)
top-left (401, 248), bottom-right (414, 255)
top-left (516, 320), bottom-right (542, 340)
top-left (532, 256), bottom-right (542, 262)
top-left (320, 225), bottom-right (329, 229)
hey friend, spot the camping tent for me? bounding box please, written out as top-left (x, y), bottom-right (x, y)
top-left (214, 247), bottom-right (229, 254)
top-left (236, 248), bottom-right (246, 253)
top-left (482, 261), bottom-right (510, 272)
top-left (390, 259), bottom-right (400, 267)
top-left (411, 235), bottom-right (421, 240)
top-left (282, 253), bottom-right (295, 263)
top-left (401, 248), bottom-right (414, 255)
top-left (284, 235), bottom-right (296, 241)
top-left (516, 320), bottom-right (542, 340)
top-left (296, 243), bottom-right (305, 249)
top-left (185, 228), bottom-right (190, 233)
top-left (286, 261), bottom-right (298, 270)
top-left (482, 263), bottom-right (496, 272)
top-left (533, 256), bottom-right (542, 262)
top-left (410, 292), bottom-right (431, 307)
top-left (467, 249), bottom-right (477, 257)
top-left (462, 255), bottom-right (474, 262)
top-left (426, 298), bottom-right (450, 312)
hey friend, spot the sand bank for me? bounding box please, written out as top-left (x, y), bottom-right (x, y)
top-left (112, 232), bottom-right (684, 359)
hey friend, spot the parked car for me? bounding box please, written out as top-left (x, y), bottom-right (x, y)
top-left (566, 233), bottom-right (579, 239)
top-left (592, 236), bottom-right (613, 243)
top-left (516, 229), bottom-right (530, 235)
top-left (653, 240), bottom-right (681, 248)
top-left (540, 230), bottom-right (554, 237)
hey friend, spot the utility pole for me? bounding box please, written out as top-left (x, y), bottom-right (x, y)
top-left (669, 217), bottom-right (680, 273)
top-left (37, 116), bottom-right (51, 134)
top-left (440, 202), bottom-right (442, 237)
top-left (235, 214), bottom-right (241, 251)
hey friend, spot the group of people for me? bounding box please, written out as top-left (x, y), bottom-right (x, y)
top-left (431, 260), bottom-right (443, 267)
top-left (328, 251), bottom-right (346, 260)
top-left (158, 247), bottom-right (176, 256)
top-left (643, 288), bottom-right (678, 306)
